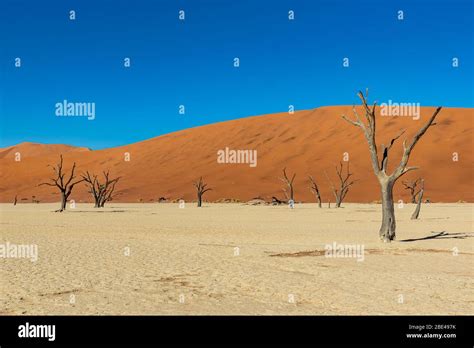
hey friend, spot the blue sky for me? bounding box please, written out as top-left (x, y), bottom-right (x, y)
top-left (0, 0), bottom-right (472, 149)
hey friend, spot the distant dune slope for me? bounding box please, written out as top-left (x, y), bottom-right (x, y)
top-left (0, 142), bottom-right (90, 159)
top-left (0, 106), bottom-right (472, 203)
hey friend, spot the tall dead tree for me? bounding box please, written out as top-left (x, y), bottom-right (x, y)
top-left (39, 155), bottom-right (84, 212)
top-left (308, 175), bottom-right (322, 208)
top-left (342, 90), bottom-right (442, 242)
top-left (194, 177), bottom-right (211, 207)
top-left (82, 170), bottom-right (121, 208)
top-left (411, 179), bottom-right (425, 220)
top-left (324, 162), bottom-right (356, 208)
top-left (402, 178), bottom-right (422, 203)
top-left (280, 168), bottom-right (296, 202)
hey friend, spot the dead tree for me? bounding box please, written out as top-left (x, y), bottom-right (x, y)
top-left (402, 178), bottom-right (422, 203)
top-left (82, 170), bottom-right (120, 208)
top-left (342, 90), bottom-right (442, 242)
top-left (308, 175), bottom-right (322, 208)
top-left (13, 195), bottom-right (17, 206)
top-left (98, 171), bottom-right (120, 207)
top-left (280, 168), bottom-right (296, 202)
top-left (271, 196), bottom-right (283, 205)
top-left (39, 155), bottom-right (84, 212)
top-left (194, 177), bottom-right (211, 207)
top-left (411, 179), bottom-right (425, 220)
top-left (82, 171), bottom-right (101, 207)
top-left (324, 162), bottom-right (356, 208)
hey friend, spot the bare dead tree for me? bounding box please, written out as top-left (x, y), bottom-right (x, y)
top-left (271, 196), bottom-right (285, 205)
top-left (411, 179), bottom-right (425, 220)
top-left (342, 89), bottom-right (442, 242)
top-left (39, 155), bottom-right (84, 212)
top-left (402, 178), bottom-right (422, 203)
top-left (324, 162), bottom-right (356, 208)
top-left (280, 168), bottom-right (296, 202)
top-left (98, 171), bottom-right (120, 207)
top-left (13, 195), bottom-right (18, 206)
top-left (82, 171), bottom-right (100, 207)
top-left (194, 177), bottom-right (211, 207)
top-left (308, 175), bottom-right (322, 208)
top-left (82, 170), bottom-right (120, 208)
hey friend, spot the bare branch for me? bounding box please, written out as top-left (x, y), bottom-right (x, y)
top-left (393, 107), bottom-right (442, 179)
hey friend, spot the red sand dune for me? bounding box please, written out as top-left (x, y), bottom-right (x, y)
top-left (0, 106), bottom-right (472, 203)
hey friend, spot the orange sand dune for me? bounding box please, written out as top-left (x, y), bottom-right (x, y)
top-left (0, 142), bottom-right (90, 159)
top-left (0, 106), bottom-right (472, 203)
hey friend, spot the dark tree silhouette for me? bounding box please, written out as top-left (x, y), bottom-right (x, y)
top-left (342, 90), bottom-right (442, 242)
top-left (308, 175), bottom-right (322, 208)
top-left (280, 168), bottom-right (296, 202)
top-left (324, 162), bottom-right (356, 208)
top-left (402, 178), bottom-right (422, 203)
top-left (39, 155), bottom-right (84, 212)
top-left (194, 177), bottom-right (211, 207)
top-left (82, 170), bottom-right (121, 208)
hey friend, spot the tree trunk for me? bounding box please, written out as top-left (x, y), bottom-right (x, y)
top-left (317, 197), bottom-right (322, 208)
top-left (379, 180), bottom-right (396, 242)
top-left (335, 193), bottom-right (342, 208)
top-left (197, 194), bottom-right (202, 207)
top-left (411, 188), bottom-right (424, 220)
top-left (59, 191), bottom-right (67, 212)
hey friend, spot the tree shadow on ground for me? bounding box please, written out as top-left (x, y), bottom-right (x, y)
top-left (399, 231), bottom-right (473, 242)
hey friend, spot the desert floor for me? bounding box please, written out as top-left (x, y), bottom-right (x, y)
top-left (0, 203), bottom-right (472, 315)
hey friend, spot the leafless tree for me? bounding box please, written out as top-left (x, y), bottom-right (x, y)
top-left (194, 177), bottom-right (211, 207)
top-left (13, 195), bottom-right (17, 206)
top-left (402, 178), bottom-right (422, 203)
top-left (411, 179), bottom-right (425, 220)
top-left (308, 175), bottom-right (322, 208)
top-left (324, 162), bottom-right (356, 208)
top-left (342, 89), bottom-right (442, 242)
top-left (280, 168), bottom-right (296, 202)
top-left (39, 155), bottom-right (84, 212)
top-left (82, 171), bottom-right (100, 207)
top-left (271, 196), bottom-right (285, 205)
top-left (82, 170), bottom-right (121, 208)
top-left (99, 171), bottom-right (120, 207)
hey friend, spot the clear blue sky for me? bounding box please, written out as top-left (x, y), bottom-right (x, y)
top-left (1, 0), bottom-right (472, 149)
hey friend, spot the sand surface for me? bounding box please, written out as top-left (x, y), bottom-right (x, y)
top-left (1, 203), bottom-right (472, 315)
top-left (1, 106), bottom-right (472, 203)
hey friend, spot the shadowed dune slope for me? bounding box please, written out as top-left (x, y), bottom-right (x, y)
top-left (1, 106), bottom-right (472, 203)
